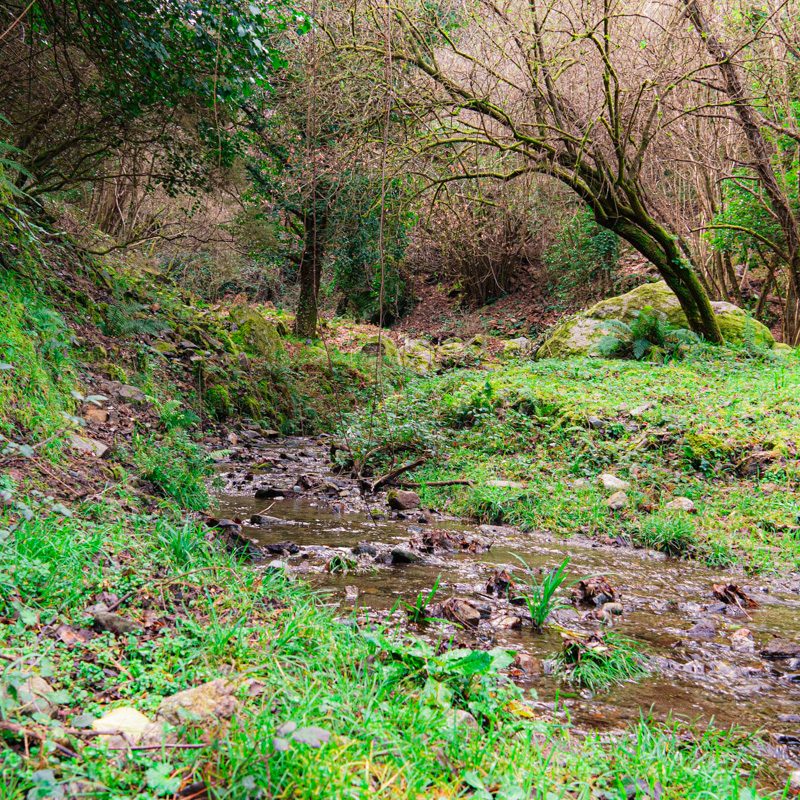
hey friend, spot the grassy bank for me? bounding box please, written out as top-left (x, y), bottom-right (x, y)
top-left (340, 348), bottom-right (800, 573)
top-left (0, 474), bottom-right (776, 799)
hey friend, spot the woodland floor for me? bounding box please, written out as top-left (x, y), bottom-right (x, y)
top-left (1, 260), bottom-right (800, 799)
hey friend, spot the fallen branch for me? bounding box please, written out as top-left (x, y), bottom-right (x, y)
top-left (0, 720), bottom-right (80, 759)
top-left (364, 456), bottom-right (428, 493)
top-left (396, 479), bottom-right (474, 488)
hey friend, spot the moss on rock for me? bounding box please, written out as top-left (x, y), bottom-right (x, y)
top-left (228, 306), bottom-right (284, 359)
top-left (205, 385), bottom-right (233, 420)
top-left (399, 339), bottom-right (436, 374)
top-left (537, 281), bottom-right (774, 358)
top-left (360, 335), bottom-right (398, 359)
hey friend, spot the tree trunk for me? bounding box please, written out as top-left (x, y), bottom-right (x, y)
top-left (293, 197), bottom-right (328, 339)
top-left (602, 214), bottom-right (724, 343)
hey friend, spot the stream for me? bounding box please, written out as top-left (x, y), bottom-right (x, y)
top-left (211, 434), bottom-right (800, 766)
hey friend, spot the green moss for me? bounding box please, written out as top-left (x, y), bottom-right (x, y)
top-left (683, 430), bottom-right (736, 469)
top-left (205, 385), bottom-right (233, 420)
top-left (0, 271), bottom-right (77, 443)
top-left (360, 334), bottom-right (398, 359)
top-left (229, 306), bottom-right (284, 359)
top-left (538, 281), bottom-right (774, 358)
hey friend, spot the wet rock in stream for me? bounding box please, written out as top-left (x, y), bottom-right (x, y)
top-left (761, 638), bottom-right (800, 660)
top-left (686, 618), bottom-right (717, 641)
top-left (391, 546), bottom-right (422, 565)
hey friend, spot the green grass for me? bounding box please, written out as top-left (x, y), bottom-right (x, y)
top-left (0, 485), bottom-right (778, 799)
top-left (512, 555), bottom-right (570, 629)
top-left (130, 430), bottom-right (212, 510)
top-left (553, 630), bottom-right (650, 693)
top-left (338, 349), bottom-right (800, 572)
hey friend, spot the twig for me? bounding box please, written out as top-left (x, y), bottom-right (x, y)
top-left (110, 743), bottom-right (210, 751)
top-left (395, 479), bottom-right (474, 488)
top-left (0, 721), bottom-right (80, 759)
top-left (365, 456), bottom-right (428, 493)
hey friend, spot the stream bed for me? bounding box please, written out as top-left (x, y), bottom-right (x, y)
top-left (211, 434), bottom-right (800, 765)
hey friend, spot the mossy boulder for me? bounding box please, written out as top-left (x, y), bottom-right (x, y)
top-left (229, 306), bottom-right (284, 359)
top-left (399, 339), bottom-right (436, 374)
top-left (537, 281), bottom-right (774, 358)
top-left (360, 335), bottom-right (398, 360)
top-left (501, 336), bottom-right (534, 360)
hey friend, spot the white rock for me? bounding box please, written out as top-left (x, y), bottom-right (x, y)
top-left (69, 434), bottom-right (109, 458)
top-left (665, 497), bottom-right (695, 513)
top-left (730, 627), bottom-right (755, 652)
top-left (91, 707), bottom-right (152, 738)
top-left (91, 706), bottom-right (169, 750)
top-left (598, 473), bottom-right (630, 491)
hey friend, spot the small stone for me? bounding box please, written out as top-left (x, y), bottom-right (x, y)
top-left (69, 434), bottom-right (109, 458)
top-left (156, 679), bottom-right (239, 725)
top-left (491, 615), bottom-right (522, 630)
top-left (730, 628), bottom-right (755, 652)
top-left (573, 478), bottom-right (591, 489)
top-left (790, 770), bottom-right (800, 792)
top-left (387, 490), bottom-right (421, 510)
top-left (599, 473), bottom-right (630, 491)
top-left (91, 707), bottom-right (152, 739)
top-left (687, 619), bottom-right (717, 641)
top-left (665, 497), bottom-right (695, 513)
top-left (630, 402), bottom-right (655, 418)
top-left (93, 611), bottom-right (138, 636)
top-left (444, 708), bottom-right (480, 730)
top-left (250, 514), bottom-right (284, 525)
top-left (344, 585), bottom-right (359, 601)
top-left (513, 653), bottom-right (543, 676)
top-left (390, 547), bottom-right (422, 564)
top-left (600, 602), bottom-right (624, 617)
top-left (587, 416), bottom-right (605, 429)
top-left (83, 406), bottom-right (109, 424)
top-left (607, 491), bottom-right (628, 510)
top-left (1, 676), bottom-right (56, 717)
top-left (352, 542), bottom-right (378, 556)
top-left (117, 384), bottom-right (147, 403)
top-left (266, 559), bottom-right (288, 571)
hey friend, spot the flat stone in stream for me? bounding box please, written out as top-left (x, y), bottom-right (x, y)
top-left (255, 487), bottom-right (297, 499)
top-left (760, 638), bottom-right (800, 660)
top-left (686, 618), bottom-right (717, 641)
top-left (391, 546), bottom-right (422, 564)
top-left (250, 514), bottom-right (293, 525)
top-left (352, 542), bottom-right (378, 557)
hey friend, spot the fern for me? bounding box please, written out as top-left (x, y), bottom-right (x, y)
top-left (593, 306), bottom-right (699, 361)
top-left (103, 296), bottom-right (168, 338)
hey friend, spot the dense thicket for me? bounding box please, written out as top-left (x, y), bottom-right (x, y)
top-left (1, 0), bottom-right (799, 340)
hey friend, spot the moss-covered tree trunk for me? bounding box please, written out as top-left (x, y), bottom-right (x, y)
top-left (600, 213), bottom-right (724, 344)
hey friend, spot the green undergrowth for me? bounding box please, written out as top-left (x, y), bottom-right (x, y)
top-left (0, 269), bottom-right (77, 454)
top-left (0, 483), bottom-right (777, 798)
top-left (339, 349), bottom-right (800, 572)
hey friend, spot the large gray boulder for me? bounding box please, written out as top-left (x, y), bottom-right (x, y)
top-left (537, 281), bottom-right (774, 358)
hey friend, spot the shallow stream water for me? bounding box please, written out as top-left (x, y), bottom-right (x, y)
top-left (212, 435), bottom-right (800, 763)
